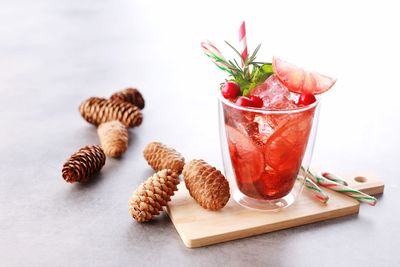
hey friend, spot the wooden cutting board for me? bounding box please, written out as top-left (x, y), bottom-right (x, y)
top-left (165, 171), bottom-right (384, 248)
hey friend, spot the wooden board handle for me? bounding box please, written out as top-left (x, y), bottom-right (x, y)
top-left (315, 170), bottom-right (384, 196)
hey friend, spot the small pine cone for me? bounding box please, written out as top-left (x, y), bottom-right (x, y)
top-left (110, 88), bottom-right (145, 109)
top-left (97, 120), bottom-right (129, 158)
top-left (79, 97), bottom-right (142, 128)
top-left (128, 169), bottom-right (180, 222)
top-left (183, 159), bottom-right (230, 211)
top-left (62, 145), bottom-right (106, 183)
top-left (143, 142), bottom-right (185, 174)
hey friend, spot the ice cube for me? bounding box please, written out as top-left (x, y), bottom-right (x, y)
top-left (223, 104), bottom-right (258, 137)
top-left (253, 115), bottom-right (274, 143)
top-left (251, 75), bottom-right (290, 99)
top-left (253, 113), bottom-right (291, 144)
top-left (250, 75), bottom-right (297, 110)
top-left (226, 125), bottom-right (265, 184)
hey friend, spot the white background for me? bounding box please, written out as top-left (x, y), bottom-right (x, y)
top-left (131, 0), bottom-right (400, 176)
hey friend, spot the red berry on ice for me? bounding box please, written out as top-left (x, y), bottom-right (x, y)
top-left (236, 96), bottom-right (253, 107)
top-left (221, 82), bottom-right (241, 99)
top-left (297, 93), bottom-right (316, 106)
top-left (249, 95), bottom-right (263, 108)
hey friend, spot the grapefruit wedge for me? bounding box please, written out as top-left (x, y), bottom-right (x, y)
top-left (272, 57), bottom-right (336, 94)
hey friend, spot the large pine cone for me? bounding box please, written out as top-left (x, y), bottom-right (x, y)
top-left (143, 142), bottom-right (185, 174)
top-left (97, 120), bottom-right (129, 158)
top-left (128, 169), bottom-right (180, 222)
top-left (79, 97), bottom-right (142, 128)
top-left (110, 88), bottom-right (145, 109)
top-left (183, 159), bottom-right (230, 211)
top-left (62, 145), bottom-right (106, 183)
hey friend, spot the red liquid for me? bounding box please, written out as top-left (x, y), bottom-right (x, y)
top-left (224, 105), bottom-right (315, 200)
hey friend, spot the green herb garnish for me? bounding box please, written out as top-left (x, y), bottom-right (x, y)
top-left (221, 42), bottom-right (274, 95)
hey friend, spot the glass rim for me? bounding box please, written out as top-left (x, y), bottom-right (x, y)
top-left (218, 93), bottom-right (320, 115)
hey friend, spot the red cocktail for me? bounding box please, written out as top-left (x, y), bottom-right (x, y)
top-left (201, 32), bottom-right (335, 210)
top-left (219, 75), bottom-right (320, 209)
top-left (222, 79), bottom-right (316, 200)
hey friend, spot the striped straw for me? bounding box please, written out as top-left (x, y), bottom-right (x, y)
top-left (305, 169), bottom-right (377, 206)
top-left (321, 172), bottom-right (348, 186)
top-left (201, 40), bottom-right (233, 75)
top-left (238, 21), bottom-right (248, 66)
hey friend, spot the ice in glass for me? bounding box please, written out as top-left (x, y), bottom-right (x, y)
top-left (222, 75), bottom-right (316, 200)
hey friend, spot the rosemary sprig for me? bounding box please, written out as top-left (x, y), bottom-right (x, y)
top-left (219, 42), bottom-right (274, 95)
top-left (201, 39), bottom-right (273, 95)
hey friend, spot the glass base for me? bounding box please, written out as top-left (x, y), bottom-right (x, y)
top-left (233, 190), bottom-right (296, 212)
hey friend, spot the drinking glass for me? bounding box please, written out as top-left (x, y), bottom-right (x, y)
top-left (218, 95), bottom-right (320, 211)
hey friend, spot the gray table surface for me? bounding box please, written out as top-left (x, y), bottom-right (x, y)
top-left (1, 1), bottom-right (399, 266)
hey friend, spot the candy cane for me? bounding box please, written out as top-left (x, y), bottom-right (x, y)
top-left (305, 169), bottom-right (377, 206)
top-left (321, 171), bottom-right (348, 186)
top-left (201, 41), bottom-right (233, 75)
top-left (301, 176), bottom-right (329, 204)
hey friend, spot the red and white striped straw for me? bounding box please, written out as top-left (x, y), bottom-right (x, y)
top-left (238, 21), bottom-right (248, 66)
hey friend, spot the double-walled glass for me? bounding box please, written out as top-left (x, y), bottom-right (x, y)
top-left (219, 95), bottom-right (320, 211)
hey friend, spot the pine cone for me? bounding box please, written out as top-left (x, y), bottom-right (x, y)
top-left (143, 142), bottom-right (185, 174)
top-left (97, 120), bottom-right (128, 158)
top-left (128, 169), bottom-right (180, 222)
top-left (110, 88), bottom-right (145, 109)
top-left (183, 159), bottom-right (230, 211)
top-left (79, 97), bottom-right (142, 128)
top-left (62, 145), bottom-right (106, 183)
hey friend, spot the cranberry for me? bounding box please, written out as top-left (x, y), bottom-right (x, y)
top-left (221, 82), bottom-right (241, 99)
top-left (236, 96), bottom-right (253, 107)
top-left (297, 93), bottom-right (316, 106)
top-left (249, 95), bottom-right (263, 108)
